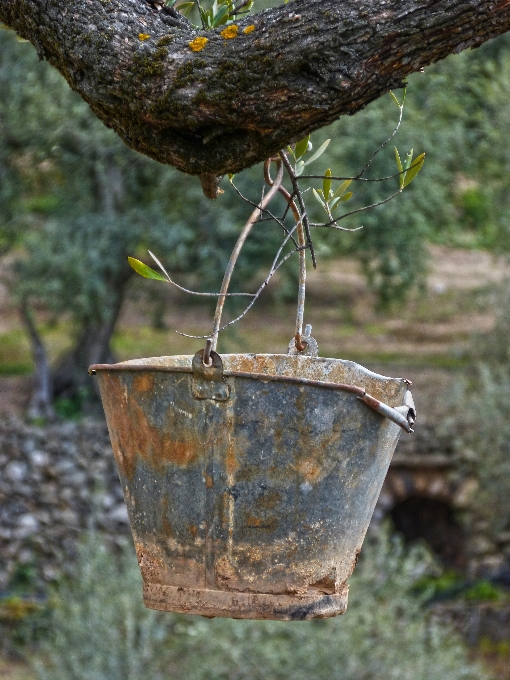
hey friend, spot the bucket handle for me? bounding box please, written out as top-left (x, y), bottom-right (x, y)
top-left (358, 389), bottom-right (415, 433)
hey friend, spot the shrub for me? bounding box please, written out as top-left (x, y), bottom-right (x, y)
top-left (33, 528), bottom-right (487, 680)
top-left (178, 530), bottom-right (486, 680)
top-left (33, 534), bottom-right (175, 680)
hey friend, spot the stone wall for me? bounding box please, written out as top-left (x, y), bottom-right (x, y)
top-left (0, 417), bottom-right (129, 589)
top-left (1, 414), bottom-right (510, 590)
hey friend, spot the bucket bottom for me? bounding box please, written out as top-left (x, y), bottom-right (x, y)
top-left (143, 583), bottom-right (349, 621)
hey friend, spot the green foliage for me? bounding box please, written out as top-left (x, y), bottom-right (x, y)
top-left (435, 281), bottom-right (510, 540)
top-left (32, 529), bottom-right (486, 680)
top-left (172, 0), bottom-right (255, 30)
top-left (394, 147), bottom-right (426, 189)
top-left (446, 362), bottom-right (510, 537)
top-left (54, 388), bottom-right (90, 420)
top-left (289, 136), bottom-right (330, 176)
top-left (413, 572), bottom-right (506, 604)
top-left (414, 570), bottom-right (466, 601)
top-left (310, 35), bottom-right (510, 302)
top-left (33, 534), bottom-right (173, 680)
top-left (0, 30), bottom-right (297, 382)
top-left (5, 25), bottom-right (510, 363)
top-left (464, 580), bottom-right (503, 603)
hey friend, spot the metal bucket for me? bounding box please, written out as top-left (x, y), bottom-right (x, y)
top-left (89, 352), bottom-right (413, 621)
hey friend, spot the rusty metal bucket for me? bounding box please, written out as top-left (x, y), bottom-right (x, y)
top-left (89, 352), bottom-right (414, 621)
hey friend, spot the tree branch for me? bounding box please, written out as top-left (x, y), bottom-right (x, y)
top-left (2, 0), bottom-right (510, 181)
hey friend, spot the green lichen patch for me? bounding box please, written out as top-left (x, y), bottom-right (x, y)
top-left (157, 35), bottom-right (174, 47)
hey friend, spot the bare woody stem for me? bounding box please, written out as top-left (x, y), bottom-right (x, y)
top-left (265, 162), bottom-right (307, 346)
top-left (209, 160), bottom-right (284, 353)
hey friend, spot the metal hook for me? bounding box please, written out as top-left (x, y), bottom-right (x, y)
top-left (203, 338), bottom-right (213, 366)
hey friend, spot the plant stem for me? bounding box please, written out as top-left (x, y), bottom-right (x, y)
top-left (209, 160), bottom-right (284, 353)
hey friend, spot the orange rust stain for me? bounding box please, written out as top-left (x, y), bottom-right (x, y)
top-left (162, 515), bottom-right (173, 537)
top-left (245, 514), bottom-right (279, 531)
top-left (205, 474), bottom-right (214, 488)
top-left (169, 441), bottom-right (196, 466)
top-left (296, 458), bottom-right (321, 482)
top-left (188, 524), bottom-right (198, 538)
top-left (225, 408), bottom-right (237, 476)
top-left (133, 373), bottom-right (155, 393)
top-left (215, 555), bottom-right (239, 587)
top-left (99, 373), bottom-right (200, 481)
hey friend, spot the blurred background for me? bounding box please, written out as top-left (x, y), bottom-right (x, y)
top-left (2, 12), bottom-right (510, 679)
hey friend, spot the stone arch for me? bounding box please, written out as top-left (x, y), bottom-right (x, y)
top-left (375, 459), bottom-right (467, 568)
top-left (390, 496), bottom-right (466, 568)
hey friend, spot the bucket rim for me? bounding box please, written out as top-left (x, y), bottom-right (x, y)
top-left (89, 353), bottom-right (410, 400)
top-left (89, 352), bottom-right (409, 385)
top-left (89, 362), bottom-right (368, 396)
top-left (89, 354), bottom-right (414, 433)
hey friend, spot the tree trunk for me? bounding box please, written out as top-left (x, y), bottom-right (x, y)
top-left (18, 299), bottom-right (56, 421)
top-left (1, 0), bottom-right (510, 181)
top-left (52, 288), bottom-right (125, 402)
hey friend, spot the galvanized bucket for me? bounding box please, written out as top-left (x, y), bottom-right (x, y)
top-left (89, 352), bottom-right (414, 621)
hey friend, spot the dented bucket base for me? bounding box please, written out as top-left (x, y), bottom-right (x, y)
top-left (143, 583), bottom-right (349, 621)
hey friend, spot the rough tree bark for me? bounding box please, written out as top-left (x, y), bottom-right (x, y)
top-left (1, 0), bottom-right (510, 187)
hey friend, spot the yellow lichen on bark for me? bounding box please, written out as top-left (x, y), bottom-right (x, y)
top-left (243, 25), bottom-right (255, 34)
top-left (220, 25), bottom-right (238, 39)
top-left (138, 33), bottom-right (150, 41)
top-left (189, 36), bottom-right (209, 52)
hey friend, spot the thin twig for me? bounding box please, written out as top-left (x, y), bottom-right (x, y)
top-left (148, 251), bottom-right (255, 297)
top-left (355, 90), bottom-right (405, 179)
top-left (194, 0), bottom-right (206, 28)
top-left (209, 160), bottom-right (284, 351)
top-left (299, 157), bottom-right (425, 183)
top-left (274, 184), bottom-right (306, 340)
top-left (312, 223), bottom-right (364, 232)
top-left (230, 181), bottom-right (299, 249)
top-left (176, 229), bottom-right (305, 339)
top-left (279, 150), bottom-right (317, 268)
top-left (310, 188), bottom-right (402, 229)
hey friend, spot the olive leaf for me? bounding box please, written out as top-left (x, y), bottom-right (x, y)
top-left (305, 139), bottom-right (330, 165)
top-left (294, 135), bottom-right (310, 160)
top-left (389, 90), bottom-right (401, 108)
top-left (403, 152), bottom-right (426, 187)
top-left (323, 168), bottom-right (332, 198)
top-left (128, 257), bottom-right (168, 282)
top-left (394, 146), bottom-right (404, 189)
top-left (312, 188), bottom-right (326, 209)
top-left (332, 179), bottom-right (352, 200)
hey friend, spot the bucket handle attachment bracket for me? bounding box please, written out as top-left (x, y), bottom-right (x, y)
top-left (192, 349), bottom-right (231, 401)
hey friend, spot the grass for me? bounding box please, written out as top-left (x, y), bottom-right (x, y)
top-left (0, 330), bottom-right (33, 375)
top-left (0, 326), bottom-right (72, 376)
top-left (0, 301), bottom-right (479, 377)
top-left (0, 248), bottom-right (499, 377)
